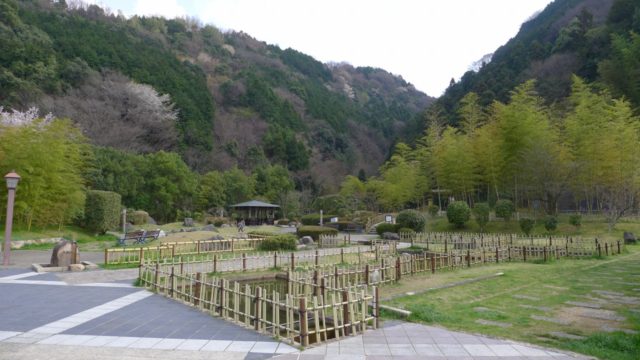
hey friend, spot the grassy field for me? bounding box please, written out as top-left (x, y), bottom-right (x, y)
top-left (425, 213), bottom-right (640, 242)
top-left (383, 245), bottom-right (640, 360)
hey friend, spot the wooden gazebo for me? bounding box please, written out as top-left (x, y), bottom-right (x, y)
top-left (230, 200), bottom-right (280, 225)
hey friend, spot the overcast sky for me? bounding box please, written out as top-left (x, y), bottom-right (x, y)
top-left (90, 0), bottom-right (553, 96)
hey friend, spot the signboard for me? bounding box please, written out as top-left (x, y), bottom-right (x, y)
top-left (330, 217), bottom-right (338, 223)
top-left (385, 215), bottom-right (393, 223)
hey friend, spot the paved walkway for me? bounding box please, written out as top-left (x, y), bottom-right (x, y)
top-left (0, 260), bottom-right (589, 360)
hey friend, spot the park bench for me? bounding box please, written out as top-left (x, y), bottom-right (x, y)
top-left (118, 229), bottom-right (161, 246)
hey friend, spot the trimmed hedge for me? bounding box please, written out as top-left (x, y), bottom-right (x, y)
top-left (85, 190), bottom-right (121, 234)
top-left (301, 213), bottom-right (337, 226)
top-left (569, 214), bottom-right (582, 229)
top-left (297, 226), bottom-right (338, 240)
top-left (257, 234), bottom-right (297, 251)
top-left (473, 203), bottom-right (491, 231)
top-left (396, 210), bottom-right (426, 232)
top-left (544, 216), bottom-right (558, 232)
top-left (376, 223), bottom-right (399, 236)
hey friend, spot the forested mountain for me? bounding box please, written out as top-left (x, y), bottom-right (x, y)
top-left (436, 0), bottom-right (640, 125)
top-left (0, 0), bottom-right (432, 193)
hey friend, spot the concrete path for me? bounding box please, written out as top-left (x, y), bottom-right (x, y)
top-left (277, 321), bottom-right (590, 360)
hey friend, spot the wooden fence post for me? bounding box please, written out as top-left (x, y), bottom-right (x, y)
top-left (430, 253), bottom-right (435, 273)
top-left (274, 252), bottom-right (278, 269)
top-left (617, 240), bottom-right (621, 254)
top-left (605, 243), bottom-right (609, 256)
top-left (255, 287), bottom-right (261, 331)
top-left (396, 257), bottom-right (401, 281)
top-left (374, 286), bottom-right (380, 329)
top-left (169, 266), bottom-right (175, 297)
top-left (543, 246), bottom-right (547, 262)
top-left (242, 253), bottom-right (247, 271)
top-left (466, 249), bottom-right (471, 267)
top-left (291, 252), bottom-right (295, 271)
top-left (381, 258), bottom-right (386, 281)
top-left (597, 243), bottom-right (602, 257)
top-left (523, 246), bottom-right (527, 262)
top-left (508, 246), bottom-right (511, 262)
top-left (300, 297), bottom-right (309, 346)
top-left (341, 291), bottom-right (350, 336)
top-left (194, 272), bottom-right (202, 306)
top-left (197, 240), bottom-right (201, 254)
top-left (104, 248), bottom-right (108, 266)
top-left (315, 250), bottom-right (319, 267)
top-left (340, 248), bottom-right (345, 263)
top-left (213, 254), bottom-right (218, 273)
top-left (410, 255), bottom-right (415, 275)
top-left (365, 264), bottom-right (370, 285)
top-left (444, 238), bottom-right (448, 252)
top-left (231, 238), bottom-right (235, 252)
top-left (171, 245), bottom-right (176, 258)
top-left (217, 279), bottom-right (224, 314)
top-left (495, 247), bottom-right (499, 263)
top-left (154, 262), bottom-right (160, 292)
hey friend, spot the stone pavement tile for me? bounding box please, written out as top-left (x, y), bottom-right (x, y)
top-left (487, 344), bottom-right (521, 356)
top-left (414, 343), bottom-right (444, 356)
top-left (463, 344), bottom-right (496, 356)
top-left (480, 336), bottom-right (508, 345)
top-left (438, 344), bottom-right (470, 357)
top-left (227, 340), bottom-right (256, 352)
top-left (363, 356), bottom-right (394, 360)
top-left (252, 341), bottom-right (280, 353)
top-left (363, 336), bottom-right (387, 344)
top-left (275, 343), bottom-right (299, 354)
top-left (338, 336), bottom-right (363, 345)
top-left (244, 353), bottom-right (274, 360)
top-left (388, 343), bottom-right (417, 356)
top-left (82, 335), bottom-right (119, 347)
top-left (201, 339), bottom-right (232, 351)
top-left (0, 331), bottom-right (21, 341)
top-left (455, 334), bottom-right (486, 344)
top-left (339, 344), bottom-right (365, 355)
top-left (299, 354), bottom-right (324, 360)
top-left (58, 334), bottom-right (97, 346)
top-left (385, 336), bottom-right (411, 344)
top-left (103, 336), bottom-right (140, 347)
top-left (175, 339), bottom-right (208, 351)
top-left (300, 345), bottom-right (326, 354)
top-left (151, 338), bottom-right (186, 350)
top-left (511, 344), bottom-right (551, 357)
top-left (4, 332), bottom-right (49, 344)
top-left (363, 343), bottom-right (391, 355)
top-left (408, 335), bottom-right (436, 344)
top-left (328, 355), bottom-right (365, 360)
top-left (37, 334), bottom-right (76, 345)
top-left (128, 337), bottom-right (163, 349)
top-left (274, 355), bottom-right (299, 360)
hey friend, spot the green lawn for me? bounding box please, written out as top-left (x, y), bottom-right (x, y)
top-left (384, 245), bottom-right (640, 360)
top-left (0, 225), bottom-right (117, 251)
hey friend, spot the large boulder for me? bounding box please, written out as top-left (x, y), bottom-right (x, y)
top-left (299, 236), bottom-right (314, 245)
top-left (50, 240), bottom-right (80, 267)
top-left (183, 218), bottom-right (194, 227)
top-left (624, 232), bottom-right (637, 244)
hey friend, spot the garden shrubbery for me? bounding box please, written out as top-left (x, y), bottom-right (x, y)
top-left (447, 201), bottom-right (471, 228)
top-left (376, 223), bottom-right (399, 235)
top-left (297, 226), bottom-right (338, 240)
top-left (300, 213), bottom-right (336, 226)
top-left (544, 216), bottom-right (558, 232)
top-left (84, 190), bottom-right (121, 234)
top-left (495, 199), bottom-right (515, 222)
top-left (257, 234), bottom-right (297, 251)
top-left (473, 203), bottom-right (490, 231)
top-left (519, 218), bottom-right (535, 235)
top-left (396, 209), bottom-right (426, 232)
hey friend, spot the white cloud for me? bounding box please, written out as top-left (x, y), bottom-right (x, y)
top-left (133, 0), bottom-right (186, 18)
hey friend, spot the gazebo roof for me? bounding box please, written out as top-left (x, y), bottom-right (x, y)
top-left (230, 200), bottom-right (280, 208)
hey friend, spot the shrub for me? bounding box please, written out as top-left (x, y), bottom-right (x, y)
top-left (297, 226), bottom-right (338, 240)
top-left (397, 227), bottom-right (416, 237)
top-left (129, 210), bottom-right (149, 225)
top-left (257, 234), bottom-right (297, 251)
top-left (427, 204), bottom-right (440, 217)
top-left (300, 213), bottom-right (336, 226)
top-left (544, 216), bottom-right (558, 232)
top-left (376, 223), bottom-right (399, 236)
top-left (519, 218), bottom-right (535, 235)
top-left (396, 209), bottom-right (426, 232)
top-left (275, 219), bottom-right (290, 225)
top-left (84, 190), bottom-right (121, 234)
top-left (446, 201), bottom-right (471, 228)
top-left (248, 230), bottom-right (278, 237)
top-left (473, 203), bottom-right (490, 231)
top-left (326, 221), bottom-right (359, 231)
top-left (569, 214), bottom-right (582, 229)
top-left (495, 199), bottom-right (515, 222)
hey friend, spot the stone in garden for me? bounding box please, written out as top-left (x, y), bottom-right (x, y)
top-left (183, 218), bottom-right (194, 227)
top-left (518, 304), bottom-right (552, 312)
top-left (209, 235), bottom-right (224, 240)
top-left (202, 224), bottom-right (215, 231)
top-left (50, 240), bottom-right (80, 267)
top-left (601, 325), bottom-right (638, 334)
top-left (475, 319), bottom-right (511, 328)
top-left (382, 232), bottom-right (400, 241)
top-left (547, 332), bottom-right (586, 340)
top-left (299, 236), bottom-right (314, 245)
top-left (68, 263), bottom-right (85, 272)
top-left (513, 294), bottom-right (540, 301)
top-left (531, 315), bottom-right (570, 325)
top-left (570, 307), bottom-right (625, 321)
top-left (623, 232), bottom-right (636, 244)
top-left (565, 301), bottom-right (601, 309)
top-left (147, 216), bottom-right (157, 225)
top-left (158, 230), bottom-right (166, 238)
top-left (473, 307), bottom-right (492, 313)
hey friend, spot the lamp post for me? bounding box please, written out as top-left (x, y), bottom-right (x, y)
top-left (3, 171), bottom-right (20, 266)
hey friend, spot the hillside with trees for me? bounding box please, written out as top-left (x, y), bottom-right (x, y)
top-left (0, 0), bottom-right (432, 194)
top-left (435, 0), bottom-right (640, 127)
